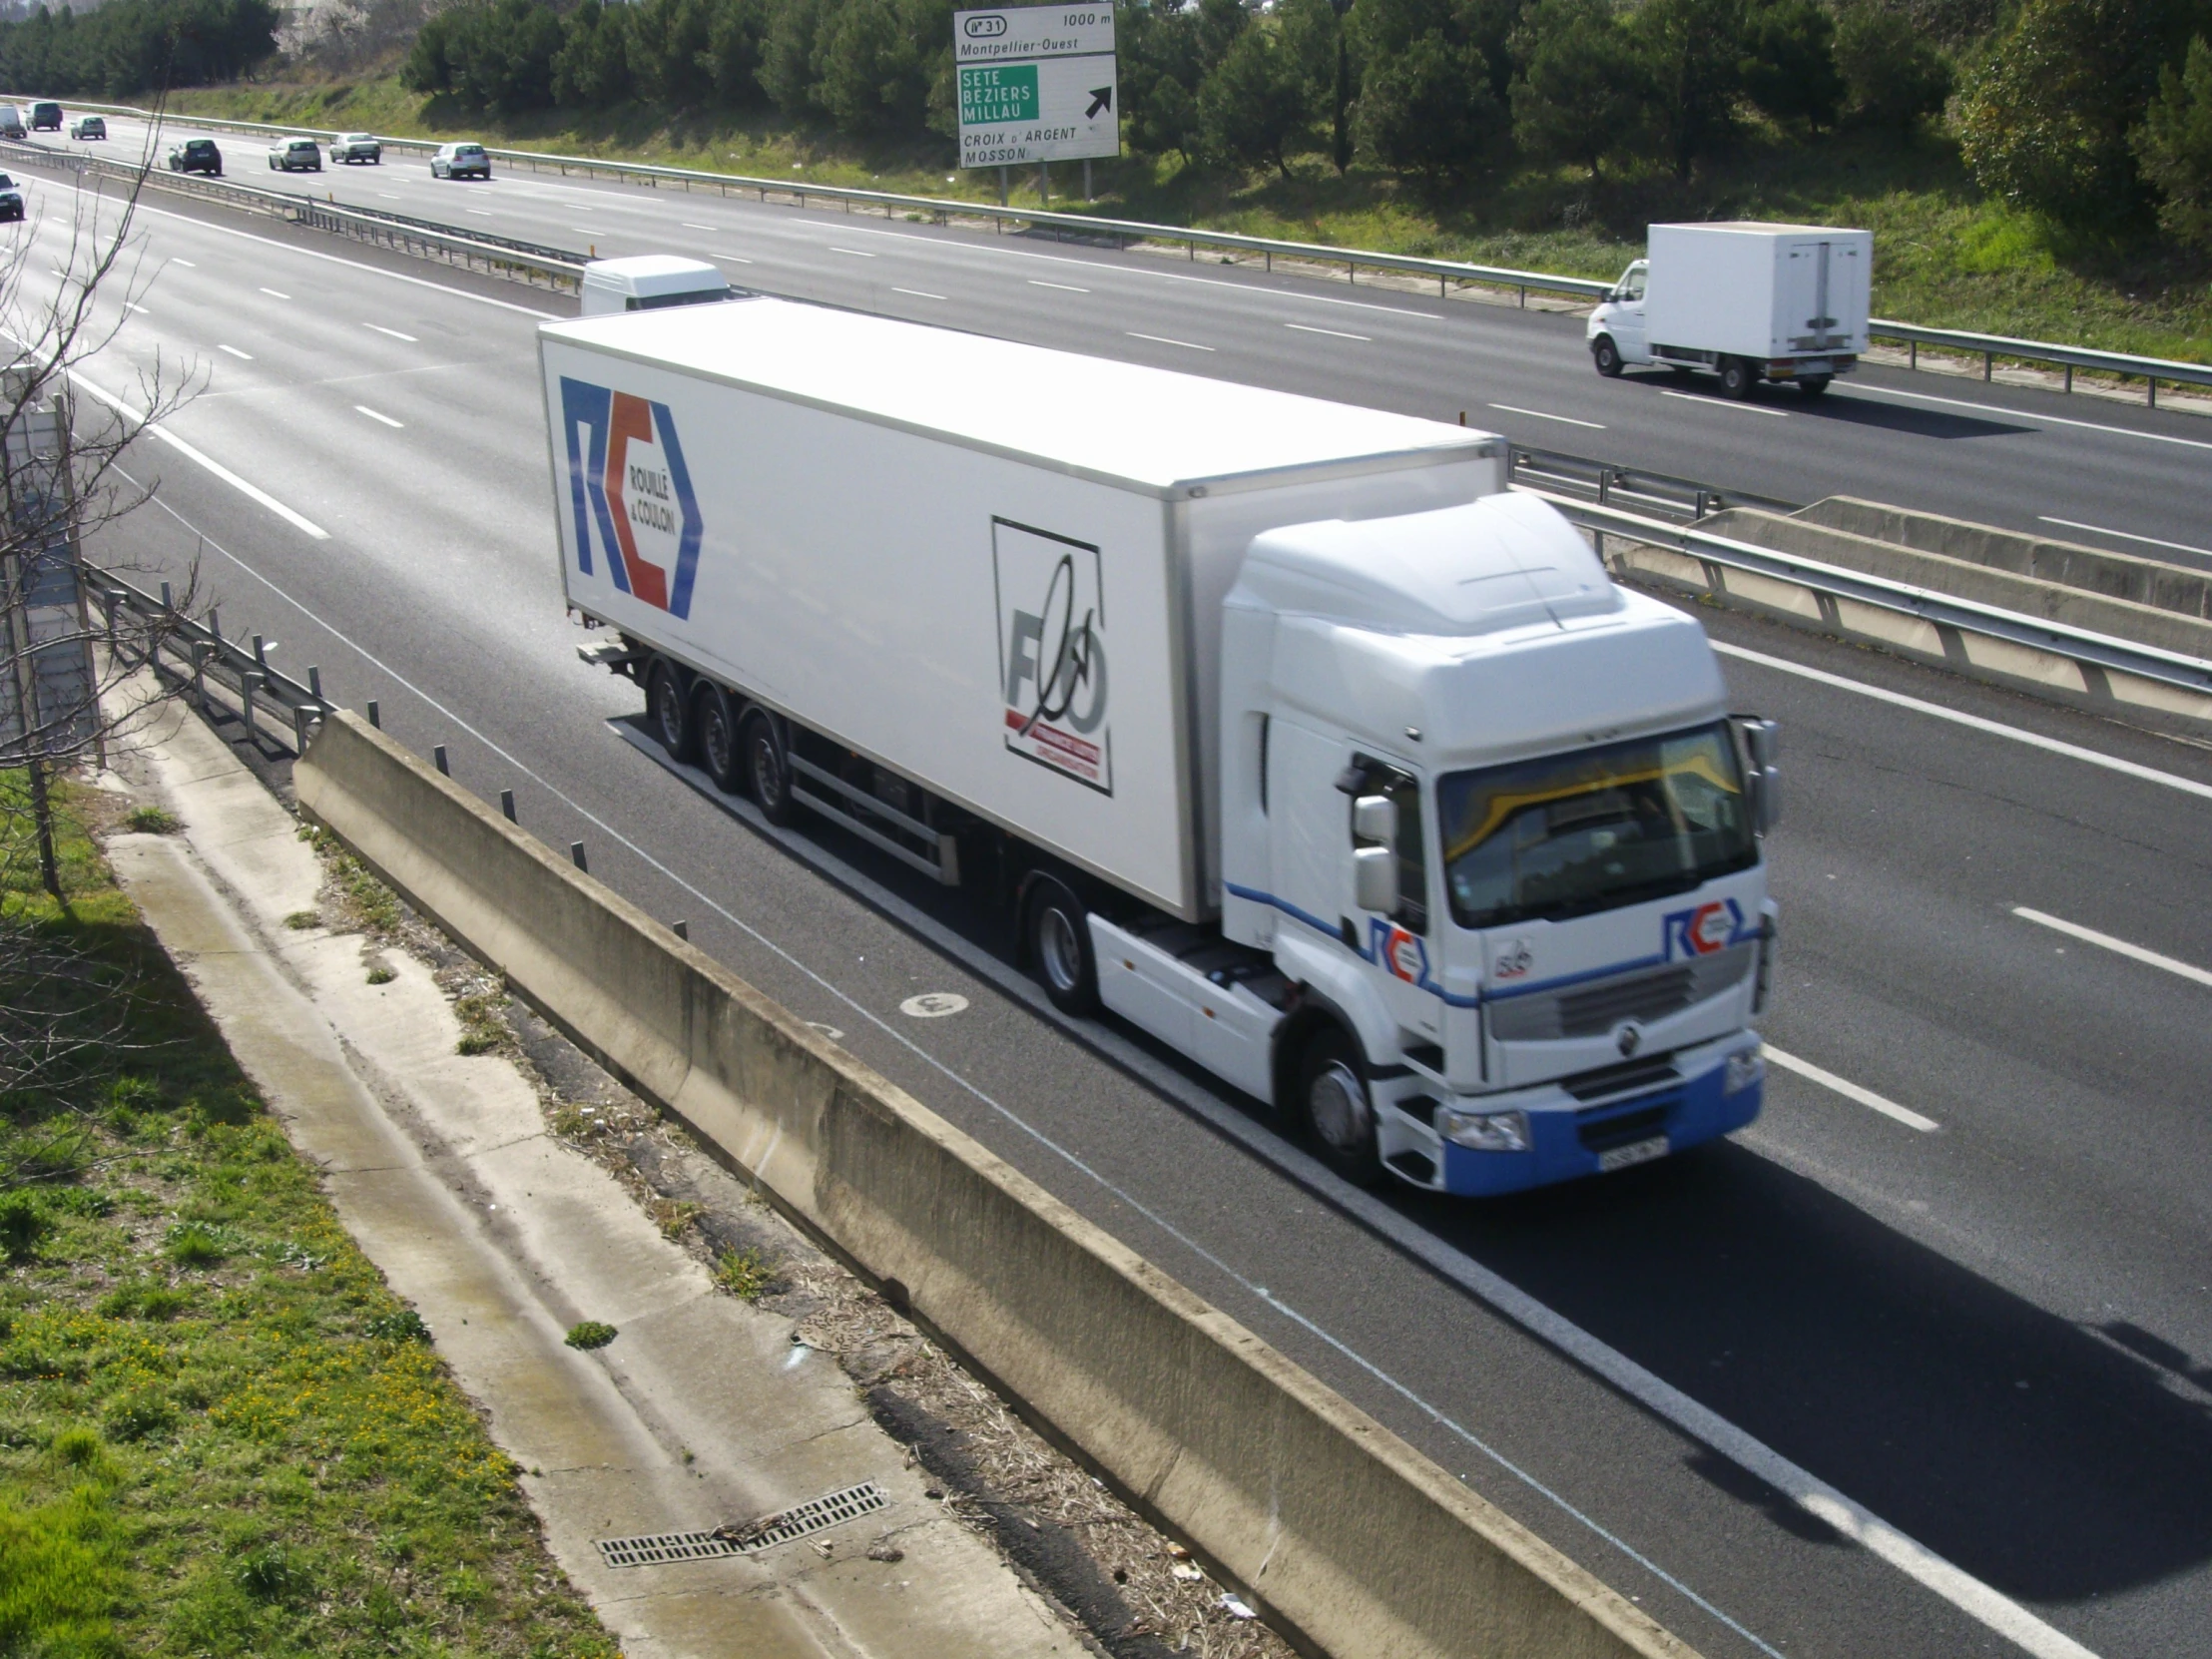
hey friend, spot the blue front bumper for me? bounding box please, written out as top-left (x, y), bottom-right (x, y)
top-left (1439, 1056), bottom-right (1762, 1197)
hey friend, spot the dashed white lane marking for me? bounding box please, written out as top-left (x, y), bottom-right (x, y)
top-left (218, 343), bottom-right (253, 360)
top-left (1029, 279), bottom-right (1089, 292)
top-left (354, 405), bottom-right (404, 429)
top-left (829, 246), bottom-right (875, 258)
top-left (1286, 321), bottom-right (1370, 340)
top-left (363, 323), bottom-right (417, 341)
top-left (2012, 906), bottom-right (2212, 988)
top-left (1765, 1046), bottom-right (1938, 1131)
top-left (1842, 381), bottom-right (2212, 452)
top-left (259, 286), bottom-right (289, 298)
top-left (893, 287), bottom-right (945, 299)
top-left (171, 258), bottom-right (196, 267)
top-left (1711, 641), bottom-right (2212, 804)
top-left (1489, 402), bottom-right (1603, 429)
top-left (682, 222), bottom-right (715, 230)
top-left (1127, 331), bottom-right (1213, 351)
top-left (125, 301), bottom-right (149, 314)
top-left (2038, 515), bottom-right (2212, 561)
top-left (1660, 388), bottom-right (1790, 417)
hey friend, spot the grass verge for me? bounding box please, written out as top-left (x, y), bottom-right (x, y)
top-left (0, 772), bottom-right (616, 1658)
top-left (157, 77), bottom-right (2212, 360)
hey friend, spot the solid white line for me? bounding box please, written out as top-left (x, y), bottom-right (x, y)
top-left (681, 222), bottom-right (715, 230)
top-left (1843, 381), bottom-right (2212, 453)
top-left (1029, 278), bottom-right (1090, 292)
top-left (217, 343), bottom-right (253, 360)
top-left (353, 405), bottom-right (403, 429)
top-left (124, 301), bottom-right (149, 314)
top-left (710, 252), bottom-right (754, 264)
top-left (363, 323), bottom-right (417, 341)
top-left (128, 201), bottom-right (559, 317)
top-left (171, 258), bottom-right (195, 267)
top-left (829, 247), bottom-right (874, 258)
top-left (465, 209), bottom-right (493, 217)
top-left (2012, 906), bottom-right (2212, 987)
top-left (258, 286), bottom-right (289, 298)
top-left (1127, 331), bottom-right (1213, 351)
top-left (1286, 321), bottom-right (1371, 340)
top-left (2038, 516), bottom-right (2212, 561)
top-left (1661, 388), bottom-right (1789, 417)
top-left (69, 372), bottom-right (327, 540)
top-left (1712, 640), bottom-right (2212, 803)
top-left (892, 286), bottom-right (945, 299)
top-left (1489, 402), bottom-right (1604, 429)
top-left (1765, 1046), bottom-right (1937, 1131)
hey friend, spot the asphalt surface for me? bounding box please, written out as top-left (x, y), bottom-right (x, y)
top-left (12, 140), bottom-right (2212, 1659)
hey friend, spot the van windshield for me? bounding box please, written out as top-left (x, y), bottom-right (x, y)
top-left (630, 286), bottom-right (734, 311)
top-left (1437, 722), bottom-right (1756, 930)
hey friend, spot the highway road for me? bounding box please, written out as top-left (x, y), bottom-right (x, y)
top-left (11, 139), bottom-right (2212, 1659)
top-left (25, 111), bottom-right (2212, 574)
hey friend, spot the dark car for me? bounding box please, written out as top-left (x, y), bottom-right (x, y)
top-left (429, 142), bottom-right (489, 180)
top-left (28, 102), bottom-right (60, 132)
top-left (166, 138), bottom-right (222, 177)
top-left (0, 175), bottom-right (22, 223)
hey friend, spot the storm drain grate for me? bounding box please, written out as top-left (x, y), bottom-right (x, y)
top-left (596, 1482), bottom-right (888, 1569)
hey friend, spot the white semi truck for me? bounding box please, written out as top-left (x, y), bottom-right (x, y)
top-left (1587, 221), bottom-right (1872, 399)
top-left (540, 295), bottom-right (1778, 1196)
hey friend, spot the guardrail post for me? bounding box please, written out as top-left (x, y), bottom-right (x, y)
top-left (366, 699), bottom-right (380, 729)
top-left (241, 670), bottom-right (260, 739)
top-left (434, 744), bottom-right (450, 777)
top-left (191, 642), bottom-right (209, 712)
top-left (1983, 350), bottom-right (1992, 381)
top-left (500, 789), bottom-right (516, 823)
top-left (2063, 363), bottom-right (2072, 392)
top-left (1909, 339), bottom-right (1918, 369)
top-left (1598, 468), bottom-right (1613, 507)
top-left (2147, 375), bottom-right (2157, 408)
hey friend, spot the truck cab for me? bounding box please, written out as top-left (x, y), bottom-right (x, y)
top-left (1186, 492), bottom-right (1777, 1195)
top-left (580, 256), bottom-right (743, 317)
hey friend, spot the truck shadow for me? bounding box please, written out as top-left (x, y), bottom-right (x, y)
top-left (1389, 1144), bottom-right (2212, 1606)
top-left (1623, 372), bottom-right (2031, 440)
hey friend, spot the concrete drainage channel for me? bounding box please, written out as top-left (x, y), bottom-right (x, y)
top-left (600, 1482), bottom-right (891, 1568)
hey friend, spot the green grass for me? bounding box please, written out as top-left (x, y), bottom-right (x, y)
top-left (0, 775), bottom-right (617, 1658)
top-left (156, 77), bottom-right (2212, 360)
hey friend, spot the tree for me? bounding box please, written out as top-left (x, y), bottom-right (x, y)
top-left (1121, 0), bottom-right (1213, 161)
top-left (1280, 0), bottom-right (1360, 174)
top-left (1831, 3), bottom-right (1948, 129)
top-left (627, 0), bottom-right (716, 106)
top-left (2135, 34), bottom-right (2212, 247)
top-left (1740, 0), bottom-right (1842, 132)
top-left (1629, 0), bottom-right (1745, 179)
top-left (1356, 30), bottom-right (1509, 180)
top-left (550, 0), bottom-right (634, 107)
top-left (1510, 0), bottom-right (1647, 176)
top-left (1198, 21), bottom-right (1312, 177)
top-left (811, 0), bottom-right (926, 134)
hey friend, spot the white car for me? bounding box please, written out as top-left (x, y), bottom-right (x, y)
top-left (430, 142), bottom-right (489, 180)
top-left (267, 137), bottom-right (322, 173)
top-left (329, 132), bottom-right (381, 165)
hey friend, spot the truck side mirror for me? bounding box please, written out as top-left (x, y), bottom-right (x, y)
top-left (1352, 794), bottom-right (1396, 844)
top-left (1354, 844), bottom-right (1397, 913)
top-left (1737, 718), bottom-right (1781, 833)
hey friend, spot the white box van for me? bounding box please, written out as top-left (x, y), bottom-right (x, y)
top-left (579, 256), bottom-right (740, 317)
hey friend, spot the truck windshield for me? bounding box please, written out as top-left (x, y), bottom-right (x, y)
top-left (1438, 721), bottom-right (1756, 929)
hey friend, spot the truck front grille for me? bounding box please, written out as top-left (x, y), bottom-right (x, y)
top-left (1489, 943), bottom-right (1754, 1042)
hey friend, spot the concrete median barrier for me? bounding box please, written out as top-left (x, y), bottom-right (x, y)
top-left (296, 708), bottom-right (1698, 1659)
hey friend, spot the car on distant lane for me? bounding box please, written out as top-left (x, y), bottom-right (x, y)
top-left (267, 137), bottom-right (321, 173)
top-left (166, 138), bottom-right (222, 177)
top-left (28, 101), bottom-right (60, 132)
top-left (68, 114), bottom-right (104, 141)
top-left (329, 132), bottom-right (381, 164)
top-left (429, 142), bottom-right (489, 180)
top-left (0, 106), bottom-right (24, 140)
top-left (0, 175), bottom-right (23, 223)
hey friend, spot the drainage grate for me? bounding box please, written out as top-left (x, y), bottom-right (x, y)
top-left (596, 1482), bottom-right (888, 1569)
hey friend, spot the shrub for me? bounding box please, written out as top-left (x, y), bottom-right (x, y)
top-left (102, 1388), bottom-right (176, 1442)
top-left (715, 1247), bottom-right (778, 1302)
top-left (49, 1426), bottom-right (101, 1466)
top-left (564, 1321), bottom-right (618, 1351)
top-left (0, 1193), bottom-right (50, 1261)
top-left (234, 1543), bottom-right (303, 1600)
top-left (365, 1309), bottom-right (431, 1344)
top-left (1835, 4), bottom-right (1951, 129)
top-left (2135, 35), bottom-right (2212, 247)
top-left (124, 806), bottom-right (179, 833)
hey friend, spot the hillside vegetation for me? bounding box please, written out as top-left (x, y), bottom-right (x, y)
top-left (12, 0), bottom-right (2212, 358)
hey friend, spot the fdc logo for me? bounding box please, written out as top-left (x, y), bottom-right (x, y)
top-left (560, 378), bottom-right (704, 619)
top-left (1663, 898), bottom-right (1745, 960)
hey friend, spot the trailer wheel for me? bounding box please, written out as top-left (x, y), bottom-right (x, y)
top-left (647, 662), bottom-right (695, 762)
top-left (1591, 335), bottom-right (1623, 377)
top-left (1296, 1026), bottom-right (1382, 1186)
top-left (1718, 356), bottom-right (1756, 400)
top-left (1024, 878), bottom-right (1099, 1016)
top-left (742, 713), bottom-right (801, 827)
top-left (1798, 375), bottom-right (1833, 398)
top-left (695, 686), bottom-right (740, 792)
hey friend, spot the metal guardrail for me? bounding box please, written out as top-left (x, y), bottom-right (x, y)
top-left (0, 138), bottom-right (584, 289)
top-left (1865, 319), bottom-right (2212, 406)
top-left (1533, 491), bottom-right (2212, 697)
top-left (95, 569), bottom-right (330, 754)
top-left (1505, 446), bottom-right (1799, 522)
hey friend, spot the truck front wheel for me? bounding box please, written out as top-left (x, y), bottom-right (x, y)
top-left (1024, 878), bottom-right (1098, 1016)
top-left (1297, 1026), bottom-right (1382, 1185)
top-left (1591, 336), bottom-right (1623, 377)
top-left (1798, 375), bottom-right (1833, 398)
top-left (1718, 356), bottom-right (1756, 400)
top-left (648, 662), bottom-right (694, 762)
top-left (742, 713), bottom-right (801, 827)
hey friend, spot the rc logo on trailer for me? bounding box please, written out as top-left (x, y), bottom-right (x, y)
top-left (1663, 898), bottom-right (1745, 960)
top-left (559, 378), bottom-right (704, 619)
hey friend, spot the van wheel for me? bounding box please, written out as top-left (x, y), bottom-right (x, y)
top-left (1718, 356), bottom-right (1756, 399)
top-left (695, 687), bottom-right (740, 792)
top-left (1024, 877), bottom-right (1098, 1015)
top-left (742, 713), bottom-right (801, 827)
top-left (1297, 1026), bottom-right (1382, 1185)
top-left (647, 661), bottom-right (694, 761)
top-left (1798, 375), bottom-right (1833, 398)
top-left (1592, 335), bottom-right (1623, 377)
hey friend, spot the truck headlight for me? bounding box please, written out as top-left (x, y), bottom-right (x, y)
top-left (1724, 1047), bottom-right (1764, 1097)
top-left (1437, 1107), bottom-right (1528, 1153)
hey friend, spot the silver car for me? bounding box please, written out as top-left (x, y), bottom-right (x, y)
top-left (329, 132), bottom-right (381, 165)
top-left (429, 142), bottom-right (489, 181)
top-left (267, 137), bottom-right (321, 173)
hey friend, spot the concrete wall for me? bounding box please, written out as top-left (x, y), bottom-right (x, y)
top-left (296, 710), bottom-right (1699, 1659)
top-left (1799, 497), bottom-right (2212, 621)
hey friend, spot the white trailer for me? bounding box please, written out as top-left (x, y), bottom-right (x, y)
top-left (1587, 221), bottom-right (1871, 399)
top-left (543, 295), bottom-right (1779, 1197)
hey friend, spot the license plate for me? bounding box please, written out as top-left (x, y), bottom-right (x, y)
top-left (1598, 1135), bottom-right (1669, 1173)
